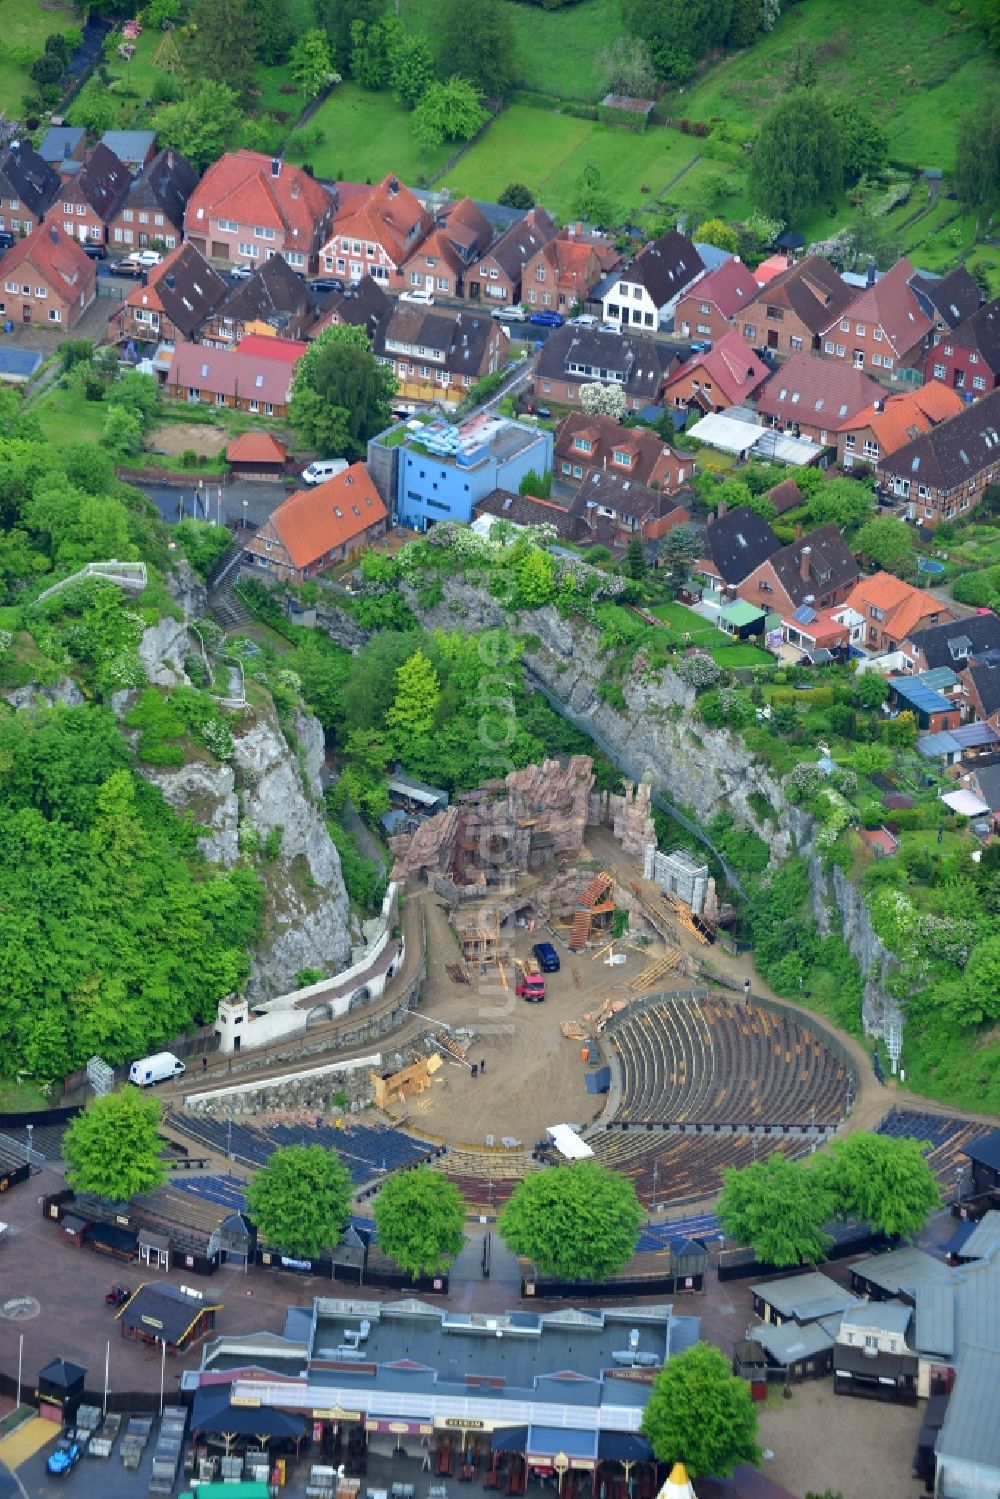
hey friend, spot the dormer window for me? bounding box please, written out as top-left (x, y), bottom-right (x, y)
top-left (612, 449), bottom-right (633, 467)
top-left (573, 437), bottom-right (592, 453)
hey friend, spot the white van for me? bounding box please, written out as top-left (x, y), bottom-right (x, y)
top-left (301, 458), bottom-right (349, 486)
top-left (129, 1052), bottom-right (186, 1087)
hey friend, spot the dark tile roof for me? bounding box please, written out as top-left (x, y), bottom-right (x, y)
top-left (757, 352), bottom-right (883, 427)
top-left (973, 762), bottom-right (1000, 811)
top-left (74, 142), bottom-right (131, 221)
top-left (569, 469), bottom-right (683, 524)
top-left (614, 230), bottom-right (704, 307)
top-left (763, 523), bottom-right (859, 608)
top-left (908, 613), bottom-right (1000, 669)
top-left (118, 1282), bottom-right (221, 1345)
top-left (966, 658), bottom-right (1000, 719)
top-left (124, 145), bottom-right (197, 227)
top-left (910, 267), bottom-right (984, 330)
top-left (148, 243), bottom-right (229, 337)
top-left (475, 488), bottom-right (585, 541)
top-left (535, 326), bottom-right (678, 402)
top-left (554, 411), bottom-right (679, 485)
top-left (376, 304), bottom-right (497, 378)
top-left (879, 385), bottom-right (1000, 491)
top-left (963, 1128), bottom-right (1000, 1172)
top-left (219, 253), bottom-right (319, 328)
top-left (949, 295), bottom-right (1000, 375)
top-left (703, 505), bottom-right (781, 584)
top-left (748, 254), bottom-right (853, 334)
top-left (480, 207), bottom-right (556, 281)
top-left (0, 141), bottom-right (59, 218)
top-left (767, 478), bottom-right (804, 514)
top-left (316, 273), bottom-right (391, 340)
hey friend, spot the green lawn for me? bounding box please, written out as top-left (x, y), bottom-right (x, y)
top-left (0, 0), bottom-right (77, 114)
top-left (710, 641), bottom-right (773, 667)
top-left (33, 384), bottom-right (106, 448)
top-left (650, 601), bottom-right (717, 637)
top-left (285, 83), bottom-right (451, 185)
top-left (399, 0), bottom-right (614, 102)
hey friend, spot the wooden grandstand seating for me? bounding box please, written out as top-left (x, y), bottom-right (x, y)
top-left (590, 1129), bottom-right (810, 1209)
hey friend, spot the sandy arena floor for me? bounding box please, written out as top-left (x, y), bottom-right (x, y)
top-left (757, 1378), bottom-right (924, 1499)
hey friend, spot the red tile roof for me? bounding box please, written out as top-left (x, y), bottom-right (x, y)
top-left (664, 328), bottom-right (770, 406)
top-left (330, 174), bottom-right (432, 266)
top-left (833, 258), bottom-right (933, 357)
top-left (167, 341), bottom-right (296, 406)
top-left (186, 151), bottom-right (333, 247)
top-left (235, 333), bottom-right (309, 363)
top-left (835, 381), bottom-right (965, 449)
top-left (757, 352), bottom-right (883, 427)
top-left (844, 571), bottom-right (954, 641)
top-left (2, 222), bottom-right (95, 299)
top-left (754, 254), bottom-right (793, 286)
top-left (681, 257), bottom-right (757, 318)
top-left (266, 464), bottom-right (386, 568)
top-left (227, 431), bottom-right (287, 463)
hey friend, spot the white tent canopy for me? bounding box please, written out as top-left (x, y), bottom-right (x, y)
top-left (941, 789), bottom-right (991, 817)
top-left (547, 1124), bottom-right (594, 1161)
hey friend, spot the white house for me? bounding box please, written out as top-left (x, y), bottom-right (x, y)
top-left (601, 229), bottom-right (705, 331)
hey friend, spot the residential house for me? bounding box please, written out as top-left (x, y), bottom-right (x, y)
top-left (107, 146), bottom-right (197, 254)
top-left (319, 174), bottom-right (431, 290)
top-left (877, 386), bottom-right (1000, 525)
top-left (473, 489), bottom-right (587, 543)
top-left (739, 523), bottom-right (860, 616)
top-left (243, 464), bottom-right (387, 583)
top-left (99, 130), bottom-right (158, 173)
top-left (165, 341), bottom-right (297, 417)
top-left (886, 674), bottom-right (961, 733)
top-left (0, 141), bottom-right (59, 239)
top-left (235, 334), bottom-right (308, 363)
top-left (968, 762), bottom-right (1000, 827)
top-left (56, 143), bottom-right (131, 249)
top-left (308, 274), bottom-right (389, 343)
top-left (400, 197), bottom-right (494, 299)
top-left (836, 381), bottom-right (966, 471)
top-left (466, 207), bottom-right (557, 307)
top-left (843, 572), bottom-right (958, 653)
top-left (780, 603), bottom-right (853, 658)
top-left (925, 296), bottom-right (1000, 399)
top-left (309, 274), bottom-right (390, 342)
top-left (601, 230), bottom-right (704, 330)
top-left (38, 125), bottom-right (86, 175)
top-left (198, 255), bottom-right (320, 346)
top-left (0, 223), bottom-right (95, 329)
top-left (821, 258), bottom-right (933, 378)
top-left (833, 1303), bottom-right (918, 1404)
top-left (739, 255), bottom-right (853, 359)
top-left (368, 412), bottom-right (552, 529)
top-left (375, 304), bottom-right (503, 407)
top-left (673, 258), bottom-right (758, 343)
top-left (553, 411), bottom-right (692, 491)
top-left (903, 613), bottom-right (1000, 673)
top-left (662, 328), bottom-right (770, 415)
top-left (226, 431), bottom-right (287, 481)
top-left (185, 151), bottom-right (335, 275)
top-left (109, 242), bottom-right (228, 347)
top-left (695, 503), bottom-right (781, 591)
top-left (911, 266), bottom-right (984, 338)
top-left (961, 656), bottom-right (1000, 734)
top-left (521, 227), bottom-right (618, 313)
top-left (568, 470), bottom-right (691, 546)
top-left (756, 354), bottom-right (883, 444)
top-left (533, 326), bottom-right (679, 413)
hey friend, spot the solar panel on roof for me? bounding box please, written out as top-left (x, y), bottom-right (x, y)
top-left (792, 604), bottom-right (817, 624)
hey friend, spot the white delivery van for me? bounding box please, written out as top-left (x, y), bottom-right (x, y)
top-left (129, 1052), bottom-right (186, 1087)
top-left (301, 458), bottom-right (349, 485)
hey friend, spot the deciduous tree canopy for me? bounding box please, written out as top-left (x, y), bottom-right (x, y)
top-left (498, 1161), bottom-right (642, 1279)
top-left (641, 1343), bottom-right (760, 1477)
top-left (373, 1166), bottom-right (466, 1276)
top-left (63, 1089), bottom-right (166, 1201)
top-left (245, 1145), bottom-right (353, 1259)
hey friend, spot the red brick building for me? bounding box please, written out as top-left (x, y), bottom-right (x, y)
top-left (400, 197), bottom-right (494, 299)
top-left (663, 329), bottom-right (769, 414)
top-left (554, 411), bottom-right (693, 490)
top-left (924, 296), bottom-right (1000, 399)
top-left (243, 465), bottom-right (387, 582)
top-left (877, 386), bottom-right (1000, 525)
top-left (739, 255), bottom-right (853, 360)
top-left (820, 259), bottom-right (933, 379)
top-left (738, 524), bottom-right (860, 615)
top-left (57, 143), bottom-right (131, 249)
top-left (466, 208), bottom-right (557, 307)
top-left (843, 573), bottom-right (957, 653)
top-left (0, 223), bottom-right (96, 328)
top-left (110, 242), bottom-right (228, 347)
top-left (673, 257), bottom-right (758, 344)
top-left (835, 381), bottom-right (965, 471)
top-left (756, 354), bottom-right (882, 444)
top-left (320, 174), bottom-right (431, 290)
top-left (186, 151), bottom-right (335, 275)
top-left (521, 228), bottom-right (618, 313)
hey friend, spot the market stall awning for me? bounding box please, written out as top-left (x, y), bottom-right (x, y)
top-left (491, 1428), bottom-right (530, 1454)
top-left (527, 1426), bottom-right (598, 1462)
top-left (191, 1389), bottom-right (305, 1440)
top-left (546, 1125), bottom-right (593, 1161)
top-left (597, 1433), bottom-right (654, 1463)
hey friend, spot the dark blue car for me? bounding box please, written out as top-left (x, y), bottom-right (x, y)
top-left (529, 310), bottom-right (564, 327)
top-left (532, 942), bottom-right (561, 972)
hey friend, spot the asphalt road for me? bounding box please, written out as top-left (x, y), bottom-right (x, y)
top-left (134, 480), bottom-right (289, 530)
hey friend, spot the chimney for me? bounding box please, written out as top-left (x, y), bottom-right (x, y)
top-left (795, 522), bottom-right (803, 541)
top-left (799, 544), bottom-right (812, 583)
top-left (717, 498), bottom-right (728, 518)
top-left (271, 157), bottom-right (281, 178)
top-left (388, 177), bottom-right (399, 197)
top-left (866, 263), bottom-right (877, 288)
top-left (63, 141), bottom-right (71, 161)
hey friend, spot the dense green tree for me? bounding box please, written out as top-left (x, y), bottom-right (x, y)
top-left (174, 519), bottom-right (234, 579)
top-left (189, 0), bottom-right (258, 101)
top-left (821, 1133), bottom-right (941, 1239)
top-left (597, 36), bottom-right (657, 97)
top-left (498, 1161), bottom-right (642, 1280)
top-left (805, 478), bottom-right (874, 530)
top-left (626, 537), bottom-right (647, 580)
top-left (70, 78), bottom-right (118, 133)
top-left (436, 0), bottom-right (516, 97)
top-left (828, 97), bottom-right (888, 184)
top-left (620, 0), bottom-right (734, 82)
top-left (390, 30), bottom-right (435, 108)
top-left (154, 81), bottom-right (245, 172)
top-left (246, 1145), bottom-right (352, 1258)
top-left (855, 515), bottom-right (916, 579)
top-left (315, 0), bottom-right (384, 71)
top-left (695, 217), bottom-right (741, 255)
top-left (853, 672), bottom-right (888, 711)
top-left (978, 0), bottom-right (1000, 51)
top-left (750, 90), bottom-right (844, 221)
top-left (954, 99), bottom-right (1000, 226)
top-left (289, 324), bottom-right (396, 459)
top-left (373, 1166), bottom-right (466, 1277)
top-left (571, 162), bottom-right (619, 228)
top-left (350, 14), bottom-right (402, 89)
top-left (412, 77), bottom-right (488, 151)
top-left (641, 1343), bottom-right (760, 1478)
top-left (63, 1089), bottom-right (166, 1200)
top-left (518, 468), bottom-right (552, 498)
top-left (290, 28), bottom-right (336, 95)
top-left (254, 0), bottom-right (295, 63)
top-left (658, 522), bottom-right (702, 587)
top-left (387, 649), bottom-right (441, 740)
top-left (718, 1155), bottom-right (835, 1266)
top-left (498, 183), bottom-right (535, 209)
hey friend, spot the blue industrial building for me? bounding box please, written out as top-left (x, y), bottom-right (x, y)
top-left (370, 414), bottom-right (552, 532)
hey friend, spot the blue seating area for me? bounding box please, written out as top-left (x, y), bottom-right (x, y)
top-left (165, 1111), bottom-right (438, 1185)
top-left (635, 1211), bottom-right (719, 1253)
top-left (172, 1173), bottom-right (249, 1212)
top-left (876, 1108), bottom-right (969, 1150)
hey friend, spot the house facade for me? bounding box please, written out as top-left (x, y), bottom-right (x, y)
top-left (243, 464), bottom-right (387, 583)
top-left (465, 208), bottom-right (557, 306)
top-left (877, 386), bottom-right (1000, 525)
top-left (110, 242), bottom-right (229, 346)
top-left (375, 304), bottom-right (502, 408)
top-left (910, 266), bottom-right (984, 339)
top-left (521, 229), bottom-right (617, 313)
top-left (924, 297), bottom-right (1000, 399)
top-left (568, 470), bottom-right (691, 546)
top-left (57, 143), bottom-right (131, 248)
top-left (902, 613), bottom-right (1000, 673)
top-left (843, 573), bottom-right (957, 653)
top-left (738, 523), bottom-right (860, 615)
top-left (185, 151), bottom-right (335, 274)
top-left (836, 381), bottom-right (966, 470)
top-left (756, 354), bottom-right (883, 444)
top-left (833, 1304), bottom-right (918, 1404)
top-left (820, 259), bottom-right (933, 380)
top-left (673, 257), bottom-right (757, 344)
top-left (400, 197), bottom-right (494, 299)
top-left (739, 255), bottom-right (853, 359)
top-left (107, 146), bottom-right (197, 254)
top-left (663, 328), bottom-right (770, 415)
top-left (601, 230), bottom-right (704, 330)
top-left (320, 174), bottom-right (431, 290)
top-left (165, 340), bottom-right (296, 417)
top-left (0, 223), bottom-right (96, 328)
top-left (554, 411), bottom-right (693, 491)
top-left (961, 658), bottom-right (1000, 734)
top-left (533, 325), bottom-right (677, 412)
top-left (0, 142), bottom-right (59, 239)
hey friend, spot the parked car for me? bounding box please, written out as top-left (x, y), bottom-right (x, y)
top-left (230, 263), bottom-right (255, 281)
top-left (529, 310), bottom-right (564, 327)
top-left (113, 257), bottom-right (146, 277)
top-left (311, 277), bottom-right (344, 294)
top-left (82, 242), bottom-right (107, 260)
top-left (689, 339), bottom-right (712, 354)
top-left (134, 248), bottom-right (162, 268)
top-left (47, 1439), bottom-right (81, 1476)
top-left (598, 321), bottom-right (622, 334)
top-left (569, 313), bottom-right (598, 328)
top-left (492, 304), bottom-right (526, 323)
top-left (532, 941), bottom-right (561, 973)
top-left (105, 1283), bottom-right (132, 1306)
top-left (400, 288), bottom-right (434, 305)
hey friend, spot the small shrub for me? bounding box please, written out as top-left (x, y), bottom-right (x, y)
top-left (180, 448), bottom-right (198, 468)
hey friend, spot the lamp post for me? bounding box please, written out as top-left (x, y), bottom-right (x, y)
top-left (159, 1335), bottom-right (166, 1418)
top-left (242, 497), bottom-right (249, 533)
top-left (16, 1332), bottom-right (23, 1410)
top-left (25, 1122), bottom-right (33, 1165)
top-left (651, 1161), bottom-right (658, 1214)
top-left (956, 1166), bottom-right (965, 1210)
